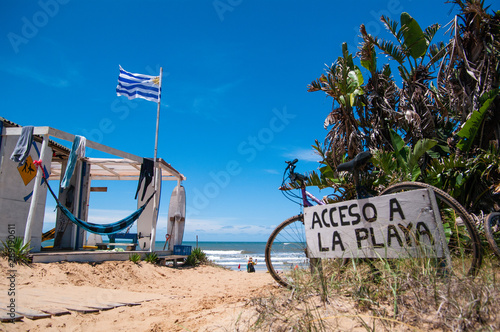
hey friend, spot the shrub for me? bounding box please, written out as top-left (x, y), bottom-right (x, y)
top-left (144, 252), bottom-right (159, 264)
top-left (1, 237), bottom-right (32, 265)
top-left (185, 247), bottom-right (207, 266)
top-left (129, 253), bottom-right (141, 263)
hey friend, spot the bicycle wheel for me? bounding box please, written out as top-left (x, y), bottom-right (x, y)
top-left (265, 215), bottom-right (346, 288)
top-left (379, 182), bottom-right (482, 277)
top-left (484, 212), bottom-right (500, 258)
top-left (265, 215), bottom-right (309, 287)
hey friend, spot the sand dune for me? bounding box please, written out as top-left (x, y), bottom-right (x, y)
top-left (0, 259), bottom-right (277, 331)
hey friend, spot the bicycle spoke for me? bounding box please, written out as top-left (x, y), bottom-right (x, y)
top-left (379, 182), bottom-right (482, 278)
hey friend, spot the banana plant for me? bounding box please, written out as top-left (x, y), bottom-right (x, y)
top-left (372, 129), bottom-right (438, 184)
top-left (456, 89), bottom-right (499, 153)
top-left (426, 146), bottom-right (500, 212)
top-left (360, 12), bottom-right (447, 146)
top-left (361, 12), bottom-right (445, 82)
top-left (308, 43), bottom-right (366, 167)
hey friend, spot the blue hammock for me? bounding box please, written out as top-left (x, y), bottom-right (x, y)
top-left (46, 178), bottom-right (155, 235)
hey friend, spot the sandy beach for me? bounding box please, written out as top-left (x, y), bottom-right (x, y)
top-left (0, 259), bottom-right (278, 332)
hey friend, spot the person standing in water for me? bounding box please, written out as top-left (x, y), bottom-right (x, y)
top-left (247, 257), bottom-right (257, 273)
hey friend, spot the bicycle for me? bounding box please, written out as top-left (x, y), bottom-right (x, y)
top-left (483, 211), bottom-right (500, 258)
top-left (265, 151), bottom-right (482, 288)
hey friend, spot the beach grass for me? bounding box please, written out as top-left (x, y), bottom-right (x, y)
top-left (248, 255), bottom-right (500, 331)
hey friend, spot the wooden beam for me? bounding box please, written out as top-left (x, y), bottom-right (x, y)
top-left (4, 126), bottom-right (186, 182)
top-left (3, 126), bottom-right (50, 136)
top-left (47, 127), bottom-right (143, 163)
top-left (90, 187), bottom-right (107, 192)
top-left (93, 163), bottom-right (121, 178)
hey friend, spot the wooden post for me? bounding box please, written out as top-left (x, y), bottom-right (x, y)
top-left (23, 134), bottom-right (49, 247)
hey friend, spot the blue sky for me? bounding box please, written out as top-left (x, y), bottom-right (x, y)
top-left (1, 0), bottom-right (485, 242)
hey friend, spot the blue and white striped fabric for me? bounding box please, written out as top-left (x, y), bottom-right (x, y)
top-left (116, 65), bottom-right (160, 102)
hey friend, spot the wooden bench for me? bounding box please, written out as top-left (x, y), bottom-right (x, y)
top-left (96, 243), bottom-right (137, 251)
top-left (157, 255), bottom-right (188, 267)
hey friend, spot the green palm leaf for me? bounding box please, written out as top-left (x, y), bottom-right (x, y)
top-left (457, 89), bottom-right (499, 152)
top-left (424, 23), bottom-right (440, 44)
top-left (408, 139), bottom-right (438, 181)
top-left (401, 12), bottom-right (428, 59)
top-left (381, 15), bottom-right (403, 41)
top-left (378, 40), bottom-right (406, 65)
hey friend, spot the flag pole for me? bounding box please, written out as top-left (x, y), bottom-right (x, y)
top-left (150, 67), bottom-right (162, 252)
top-left (154, 67), bottom-right (163, 164)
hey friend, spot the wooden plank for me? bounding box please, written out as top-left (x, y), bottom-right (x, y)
top-left (81, 303), bottom-right (115, 311)
top-left (116, 301), bottom-right (142, 307)
top-left (0, 308), bottom-right (23, 322)
top-left (39, 307), bottom-right (71, 316)
top-left (30, 294), bottom-right (132, 312)
top-left (48, 127), bottom-right (143, 163)
top-left (157, 255), bottom-right (188, 260)
top-left (97, 302), bottom-right (128, 308)
top-left (16, 287), bottom-right (158, 307)
top-left (26, 296), bottom-right (130, 312)
top-left (39, 299), bottom-right (100, 314)
top-left (4, 126), bottom-right (50, 136)
top-left (158, 255), bottom-right (188, 266)
top-left (96, 243), bottom-right (136, 250)
top-left (15, 307), bottom-right (51, 320)
top-left (90, 187), bottom-right (108, 192)
top-left (62, 305), bottom-right (100, 314)
top-left (158, 158), bottom-right (186, 180)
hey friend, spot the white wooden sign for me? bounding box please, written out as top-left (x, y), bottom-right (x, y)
top-left (304, 188), bottom-right (449, 259)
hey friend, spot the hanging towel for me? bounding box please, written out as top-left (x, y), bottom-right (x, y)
top-left (135, 158), bottom-right (154, 200)
top-left (10, 126), bottom-right (34, 165)
top-left (61, 135), bottom-right (86, 189)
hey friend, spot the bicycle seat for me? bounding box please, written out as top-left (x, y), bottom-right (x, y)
top-left (337, 151), bottom-right (372, 172)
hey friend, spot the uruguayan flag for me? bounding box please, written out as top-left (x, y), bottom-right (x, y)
top-left (116, 65), bottom-right (160, 102)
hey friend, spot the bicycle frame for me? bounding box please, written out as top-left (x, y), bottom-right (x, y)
top-left (302, 187), bottom-right (325, 207)
top-left (282, 159), bottom-right (326, 208)
top-left (289, 160), bottom-right (366, 208)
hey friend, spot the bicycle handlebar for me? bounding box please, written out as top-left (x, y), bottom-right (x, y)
top-left (284, 159), bottom-right (306, 185)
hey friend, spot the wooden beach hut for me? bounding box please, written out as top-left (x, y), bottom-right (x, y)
top-left (0, 117), bottom-right (186, 262)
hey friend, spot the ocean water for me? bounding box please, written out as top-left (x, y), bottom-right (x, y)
top-left (41, 240), bottom-right (273, 272)
top-left (181, 241), bottom-right (268, 272)
top-left (181, 241), bottom-right (310, 273)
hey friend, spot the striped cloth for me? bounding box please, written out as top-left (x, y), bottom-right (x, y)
top-left (116, 65), bottom-right (160, 102)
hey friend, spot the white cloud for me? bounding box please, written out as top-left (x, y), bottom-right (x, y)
top-left (283, 147), bottom-right (321, 163)
top-left (1, 64), bottom-right (71, 88)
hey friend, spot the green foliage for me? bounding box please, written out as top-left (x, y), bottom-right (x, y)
top-left (426, 146), bottom-right (500, 211)
top-left (185, 247), bottom-right (207, 267)
top-left (308, 0), bottom-right (499, 222)
top-left (364, 12), bottom-right (441, 82)
top-left (400, 12), bottom-right (428, 59)
top-left (456, 89), bottom-right (499, 153)
top-left (389, 129), bottom-right (438, 181)
top-left (0, 237), bottom-right (32, 265)
top-left (357, 130), bottom-right (438, 186)
top-left (144, 252), bottom-right (159, 264)
top-left (308, 43), bottom-right (367, 165)
top-left (129, 253), bottom-right (141, 264)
